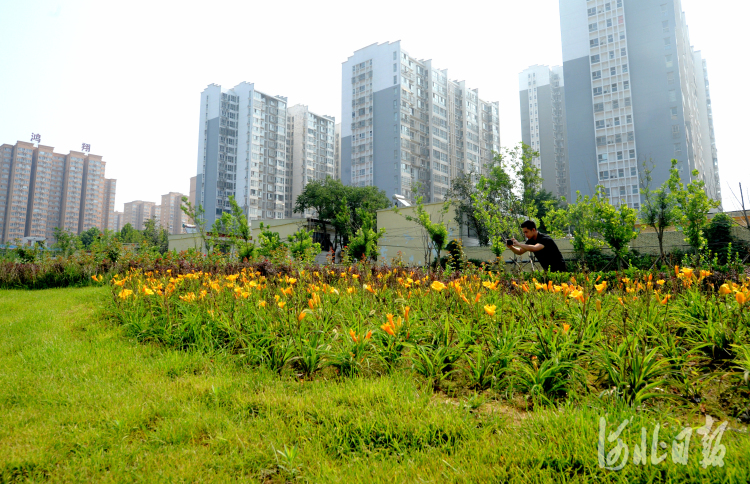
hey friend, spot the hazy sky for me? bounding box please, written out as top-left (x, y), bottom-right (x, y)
top-left (1, 0), bottom-right (747, 211)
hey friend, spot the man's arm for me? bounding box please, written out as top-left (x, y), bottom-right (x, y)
top-left (509, 238), bottom-right (545, 253)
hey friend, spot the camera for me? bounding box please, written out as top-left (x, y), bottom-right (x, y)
top-left (506, 239), bottom-right (514, 246)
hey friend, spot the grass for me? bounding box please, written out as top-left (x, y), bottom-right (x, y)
top-left (1, 287), bottom-right (749, 482)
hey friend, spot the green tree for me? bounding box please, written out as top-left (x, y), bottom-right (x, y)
top-left (53, 227), bottom-right (78, 257)
top-left (667, 161), bottom-right (721, 253)
top-left (294, 178), bottom-right (390, 252)
top-left (79, 227), bottom-right (102, 250)
top-left (347, 209), bottom-right (385, 262)
top-left (287, 227), bottom-right (321, 262)
top-left (544, 191), bottom-right (603, 266)
top-left (472, 143), bottom-right (541, 257)
top-left (639, 159), bottom-right (681, 262)
top-left (447, 172), bottom-right (489, 246)
top-left (257, 222), bottom-right (287, 258)
top-left (118, 223), bottom-right (142, 244)
top-left (592, 187), bottom-right (639, 268)
top-left (394, 193), bottom-right (450, 266)
top-left (180, 197), bottom-right (209, 253)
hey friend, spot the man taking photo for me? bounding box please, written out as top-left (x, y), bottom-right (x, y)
top-left (506, 220), bottom-right (567, 273)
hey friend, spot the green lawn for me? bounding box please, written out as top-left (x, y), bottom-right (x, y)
top-left (1, 287), bottom-right (748, 483)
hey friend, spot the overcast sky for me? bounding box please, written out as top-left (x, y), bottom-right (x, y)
top-left (1, 0), bottom-right (747, 211)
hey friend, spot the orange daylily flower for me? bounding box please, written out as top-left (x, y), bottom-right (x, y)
top-left (484, 304), bottom-right (497, 316)
top-left (431, 281), bottom-right (447, 292)
top-left (737, 292), bottom-right (747, 306)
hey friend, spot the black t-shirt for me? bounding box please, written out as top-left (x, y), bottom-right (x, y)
top-left (525, 232), bottom-right (566, 272)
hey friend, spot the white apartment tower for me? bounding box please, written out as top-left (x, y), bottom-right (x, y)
top-left (519, 65), bottom-right (570, 198)
top-left (341, 42), bottom-right (500, 204)
top-left (196, 83), bottom-right (289, 227)
top-left (286, 105), bottom-right (336, 218)
top-left (559, 0), bottom-right (720, 206)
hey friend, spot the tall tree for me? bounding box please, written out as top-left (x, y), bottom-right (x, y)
top-left (667, 162), bottom-right (721, 253)
top-left (639, 159), bottom-right (680, 262)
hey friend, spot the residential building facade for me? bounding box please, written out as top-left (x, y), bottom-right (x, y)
top-left (559, 0), bottom-right (720, 207)
top-left (287, 104), bottom-right (336, 218)
top-left (519, 65), bottom-right (570, 198)
top-left (341, 41), bottom-right (500, 204)
top-left (195, 82), bottom-right (289, 228)
top-left (123, 200), bottom-right (156, 231)
top-left (160, 191), bottom-right (187, 234)
top-left (0, 140), bottom-right (116, 243)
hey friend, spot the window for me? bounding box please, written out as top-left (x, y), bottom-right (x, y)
top-left (661, 3), bottom-right (668, 16)
top-left (594, 102), bottom-right (604, 113)
top-left (665, 55), bottom-right (673, 67)
top-left (610, 67), bottom-right (617, 76)
top-left (622, 64), bottom-right (628, 73)
top-left (615, 133), bottom-right (622, 143)
top-left (618, 169), bottom-right (625, 178)
top-left (619, 32), bottom-right (625, 40)
top-left (626, 114), bottom-right (632, 124)
top-left (594, 87), bottom-right (603, 96)
top-left (668, 90), bottom-right (676, 102)
top-left (588, 7), bottom-right (597, 16)
top-left (623, 80), bottom-right (629, 90)
top-left (605, 3), bottom-right (611, 11)
top-left (621, 48), bottom-right (627, 56)
top-left (393, 63), bottom-right (397, 72)
top-left (670, 107), bottom-right (678, 119)
top-left (598, 153), bottom-right (608, 163)
top-left (393, 75), bottom-right (397, 84)
top-left (662, 20), bottom-right (670, 33)
top-left (618, 186), bottom-right (626, 196)
top-left (592, 70), bottom-right (602, 80)
top-left (610, 170), bottom-right (618, 179)
top-left (611, 83), bottom-right (618, 93)
top-left (617, 0), bottom-right (622, 6)
top-left (608, 34), bottom-right (614, 43)
top-left (596, 120), bottom-right (605, 129)
top-left (590, 39), bottom-right (599, 47)
top-left (605, 187), bottom-right (612, 197)
top-left (591, 54), bottom-right (601, 64)
top-left (629, 149), bottom-right (635, 159)
top-left (607, 19), bottom-right (613, 27)
top-left (617, 151), bottom-right (623, 160)
top-left (630, 167), bottom-right (637, 176)
top-left (597, 136), bottom-right (607, 146)
top-left (393, 51), bottom-right (397, 60)
top-left (674, 143), bottom-right (682, 155)
top-left (589, 23), bottom-right (598, 32)
top-left (672, 125), bottom-right (680, 138)
top-left (600, 171), bottom-right (609, 180)
top-left (612, 99), bottom-right (620, 109)
top-left (609, 50), bottom-right (615, 59)
top-left (631, 185), bottom-right (639, 194)
top-left (664, 38), bottom-right (672, 49)
top-left (618, 15), bottom-right (623, 24)
top-left (624, 97), bottom-right (631, 107)
top-left (667, 71), bottom-right (674, 84)
top-left (614, 117), bottom-right (621, 126)
top-left (627, 131), bottom-right (634, 141)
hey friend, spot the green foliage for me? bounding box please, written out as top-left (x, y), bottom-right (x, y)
top-left (471, 143), bottom-right (542, 257)
top-left (395, 192), bottom-right (450, 264)
top-left (258, 222), bottom-right (287, 258)
top-left (346, 209), bottom-right (385, 262)
top-left (592, 187), bottom-right (639, 265)
top-left (447, 172), bottom-right (489, 246)
top-left (53, 227), bottom-right (80, 256)
top-left (118, 223), bottom-right (142, 244)
top-left (294, 177), bottom-right (390, 251)
top-left (668, 161), bottom-right (721, 252)
top-left (79, 226), bottom-right (102, 249)
top-left (705, 212), bottom-right (745, 264)
top-left (640, 159), bottom-right (681, 260)
top-left (143, 218), bottom-right (169, 254)
top-left (287, 227), bottom-right (321, 262)
top-left (545, 190), bottom-right (603, 263)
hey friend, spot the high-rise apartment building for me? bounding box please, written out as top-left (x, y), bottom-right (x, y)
top-left (0, 141), bottom-right (116, 243)
top-left (695, 54), bottom-right (721, 206)
top-left (559, 0), bottom-right (720, 207)
top-left (196, 82), bottom-right (289, 228)
top-left (102, 179), bottom-right (117, 233)
top-left (341, 42), bottom-right (500, 204)
top-left (519, 65), bottom-right (570, 198)
top-left (160, 192), bottom-right (187, 234)
top-left (286, 104), bottom-right (336, 218)
top-left (109, 211), bottom-right (124, 232)
top-left (334, 123), bottom-right (341, 181)
top-left (123, 200), bottom-right (156, 231)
